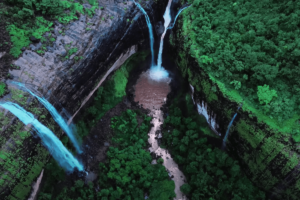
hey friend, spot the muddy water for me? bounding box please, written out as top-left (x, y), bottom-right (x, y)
top-left (134, 70), bottom-right (187, 200)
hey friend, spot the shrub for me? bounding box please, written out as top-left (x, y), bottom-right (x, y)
top-left (180, 183), bottom-right (191, 194)
top-left (257, 84), bottom-right (277, 105)
top-left (0, 82), bottom-right (6, 96)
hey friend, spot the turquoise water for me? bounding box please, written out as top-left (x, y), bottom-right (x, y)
top-left (149, 0), bottom-right (172, 81)
top-left (11, 81), bottom-right (82, 154)
top-left (222, 106), bottom-right (241, 149)
top-left (167, 6), bottom-right (191, 29)
top-left (133, 0), bottom-right (155, 66)
top-left (0, 102), bottom-right (84, 172)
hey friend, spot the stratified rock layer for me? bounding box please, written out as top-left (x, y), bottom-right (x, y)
top-left (0, 0), bottom-right (166, 199)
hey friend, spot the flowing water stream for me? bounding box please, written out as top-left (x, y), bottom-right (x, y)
top-left (222, 105), bottom-right (241, 149)
top-left (134, 70), bottom-right (187, 200)
top-left (132, 1), bottom-right (187, 198)
top-left (167, 5), bottom-right (191, 30)
top-left (149, 0), bottom-right (172, 81)
top-left (0, 102), bottom-right (84, 172)
top-left (11, 81), bottom-right (82, 154)
top-left (133, 0), bottom-right (155, 66)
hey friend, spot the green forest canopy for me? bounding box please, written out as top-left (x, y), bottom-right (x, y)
top-left (162, 93), bottom-right (266, 199)
top-left (0, 0), bottom-right (98, 57)
top-left (182, 0), bottom-right (300, 128)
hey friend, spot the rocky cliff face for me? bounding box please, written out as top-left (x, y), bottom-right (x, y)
top-left (9, 0), bottom-right (151, 114)
top-left (0, 0), bottom-right (168, 199)
top-left (170, 15), bottom-right (300, 200)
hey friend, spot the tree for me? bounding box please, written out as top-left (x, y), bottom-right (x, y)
top-left (181, 183), bottom-right (192, 194)
top-left (257, 84), bottom-right (277, 105)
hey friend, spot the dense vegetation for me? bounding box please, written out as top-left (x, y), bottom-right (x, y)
top-left (76, 51), bottom-right (149, 142)
top-left (0, 0), bottom-right (99, 57)
top-left (0, 82), bottom-right (6, 97)
top-left (0, 88), bottom-right (65, 199)
top-left (39, 109), bottom-right (175, 200)
top-left (161, 93), bottom-right (266, 199)
top-left (179, 0), bottom-right (300, 137)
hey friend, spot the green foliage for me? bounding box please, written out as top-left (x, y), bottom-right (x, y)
top-left (257, 84), bottom-right (277, 105)
top-left (149, 180), bottom-right (176, 200)
top-left (67, 47), bottom-right (78, 56)
top-left (7, 16), bottom-right (53, 57)
top-left (1, 0), bottom-right (99, 57)
top-left (88, 0), bottom-right (97, 6)
top-left (200, 55), bottom-right (213, 64)
top-left (76, 80), bottom-right (123, 140)
top-left (180, 0), bottom-right (300, 123)
top-left (113, 69), bottom-right (128, 97)
top-left (39, 109), bottom-right (174, 200)
top-left (180, 183), bottom-right (191, 194)
top-left (0, 82), bottom-right (6, 96)
top-left (76, 51), bottom-right (150, 140)
top-left (157, 158), bottom-right (164, 164)
top-left (230, 80), bottom-right (241, 90)
top-left (162, 92), bottom-right (266, 199)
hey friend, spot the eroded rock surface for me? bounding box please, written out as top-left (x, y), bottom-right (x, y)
top-left (0, 0), bottom-right (165, 199)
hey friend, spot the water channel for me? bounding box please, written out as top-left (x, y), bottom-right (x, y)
top-left (134, 70), bottom-right (187, 200)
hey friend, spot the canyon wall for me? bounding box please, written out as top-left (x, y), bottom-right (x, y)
top-left (0, 0), bottom-right (168, 199)
top-left (171, 15), bottom-right (300, 200)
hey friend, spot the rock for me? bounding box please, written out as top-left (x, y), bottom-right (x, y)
top-left (30, 36), bottom-right (40, 43)
top-left (104, 142), bottom-right (110, 147)
top-left (30, 43), bottom-right (42, 51)
top-left (47, 46), bottom-right (55, 53)
top-left (54, 29), bottom-right (60, 36)
top-left (54, 57), bottom-right (60, 64)
top-left (155, 21), bottom-right (164, 36)
top-left (0, 52), bottom-right (5, 59)
top-left (131, 9), bottom-right (138, 17)
top-left (144, 6), bottom-right (151, 12)
top-left (54, 20), bottom-right (60, 26)
top-left (60, 50), bottom-right (67, 57)
top-left (76, 11), bottom-right (81, 18)
top-left (7, 73), bottom-right (13, 79)
top-left (21, 47), bottom-right (26, 51)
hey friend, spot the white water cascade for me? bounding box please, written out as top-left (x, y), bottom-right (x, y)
top-left (149, 0), bottom-right (173, 81)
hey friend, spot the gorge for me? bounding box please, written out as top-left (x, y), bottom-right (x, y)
top-left (0, 0), bottom-right (300, 200)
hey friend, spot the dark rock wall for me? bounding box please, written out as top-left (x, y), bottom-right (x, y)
top-left (0, 0), bottom-right (170, 199)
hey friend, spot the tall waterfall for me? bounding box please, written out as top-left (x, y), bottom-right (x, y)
top-left (133, 0), bottom-right (155, 66)
top-left (167, 5), bottom-right (191, 29)
top-left (149, 0), bottom-right (172, 81)
top-left (0, 102), bottom-right (84, 172)
top-left (222, 105), bottom-right (242, 149)
top-left (11, 81), bottom-right (82, 154)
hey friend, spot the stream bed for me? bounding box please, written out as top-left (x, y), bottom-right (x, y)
top-left (134, 70), bottom-right (187, 200)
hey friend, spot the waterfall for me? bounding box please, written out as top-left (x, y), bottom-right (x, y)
top-left (133, 1), bottom-right (155, 66)
top-left (149, 0), bottom-right (172, 81)
top-left (167, 5), bottom-right (191, 29)
top-left (11, 81), bottom-right (82, 154)
top-left (222, 105), bottom-right (242, 149)
top-left (0, 102), bottom-right (84, 172)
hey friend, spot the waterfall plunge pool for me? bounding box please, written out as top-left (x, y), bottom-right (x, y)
top-left (132, 55), bottom-right (188, 200)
